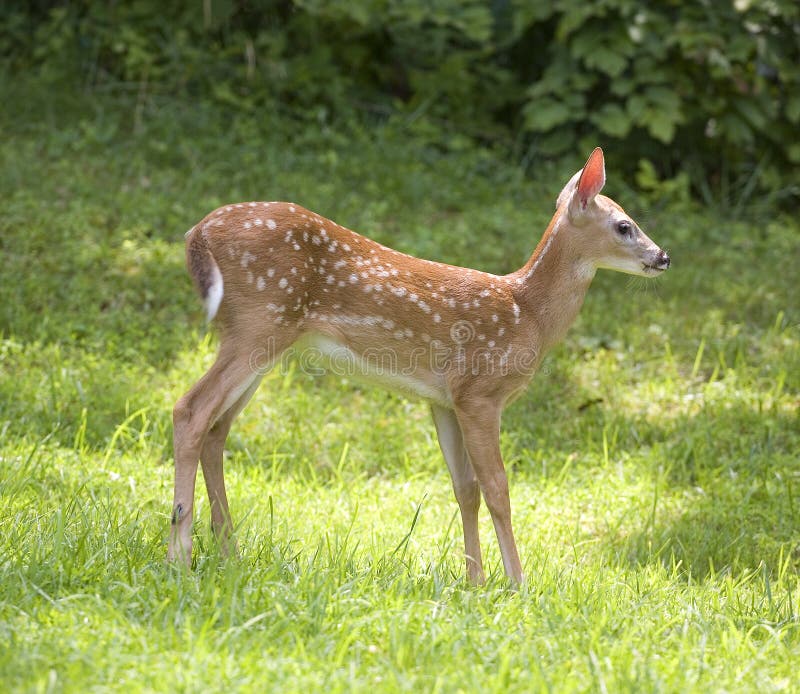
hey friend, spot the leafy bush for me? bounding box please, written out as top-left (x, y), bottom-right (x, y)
top-left (3, 0), bottom-right (798, 201)
top-left (516, 1), bottom-right (800, 203)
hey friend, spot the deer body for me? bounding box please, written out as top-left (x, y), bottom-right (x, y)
top-left (169, 148), bottom-right (670, 583)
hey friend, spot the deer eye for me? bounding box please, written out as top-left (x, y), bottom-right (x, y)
top-left (616, 220), bottom-right (633, 235)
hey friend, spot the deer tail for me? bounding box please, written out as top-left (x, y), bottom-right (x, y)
top-left (185, 226), bottom-right (223, 322)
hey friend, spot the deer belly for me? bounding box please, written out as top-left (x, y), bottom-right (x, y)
top-left (300, 333), bottom-right (451, 406)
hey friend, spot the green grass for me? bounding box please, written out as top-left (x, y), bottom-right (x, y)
top-left (1, 81), bottom-right (798, 692)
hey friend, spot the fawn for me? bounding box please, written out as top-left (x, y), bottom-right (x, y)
top-left (169, 147), bottom-right (670, 583)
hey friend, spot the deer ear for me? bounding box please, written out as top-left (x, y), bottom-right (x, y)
top-left (574, 147), bottom-right (605, 209)
top-left (556, 169), bottom-right (582, 210)
top-left (556, 148), bottom-right (607, 212)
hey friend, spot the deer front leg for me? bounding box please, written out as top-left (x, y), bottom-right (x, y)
top-left (199, 420), bottom-right (234, 554)
top-left (198, 376), bottom-right (262, 557)
top-left (431, 404), bottom-right (485, 584)
top-left (455, 400), bottom-right (523, 584)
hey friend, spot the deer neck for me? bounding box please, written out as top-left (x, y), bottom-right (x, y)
top-left (509, 214), bottom-right (597, 354)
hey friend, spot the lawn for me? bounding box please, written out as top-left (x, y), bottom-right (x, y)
top-left (1, 82), bottom-right (798, 692)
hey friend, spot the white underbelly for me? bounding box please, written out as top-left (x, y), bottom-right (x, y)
top-left (298, 333), bottom-right (452, 406)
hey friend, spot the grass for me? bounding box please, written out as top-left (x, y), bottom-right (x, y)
top-left (1, 79), bottom-right (798, 692)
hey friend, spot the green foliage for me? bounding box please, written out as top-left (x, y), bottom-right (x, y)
top-left (3, 0), bottom-right (798, 198)
top-left (519, 0), bottom-right (800, 199)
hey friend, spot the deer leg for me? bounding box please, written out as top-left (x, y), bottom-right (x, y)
top-left (431, 404), bottom-right (485, 584)
top-left (199, 375), bottom-right (262, 557)
top-left (455, 401), bottom-right (523, 584)
top-left (168, 346), bottom-right (261, 566)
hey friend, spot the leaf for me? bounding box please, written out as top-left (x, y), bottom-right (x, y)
top-left (645, 86), bottom-right (681, 112)
top-left (556, 4), bottom-right (599, 40)
top-left (536, 128), bottom-right (574, 155)
top-left (647, 110), bottom-right (677, 143)
top-left (626, 94), bottom-right (648, 122)
top-left (610, 76), bottom-right (636, 97)
top-left (590, 103), bottom-right (632, 137)
top-left (732, 97), bottom-right (770, 130)
top-left (718, 113), bottom-right (754, 145)
top-left (523, 98), bottom-right (572, 131)
top-left (584, 47), bottom-right (628, 77)
top-left (786, 95), bottom-right (800, 124)
top-left (635, 159), bottom-right (660, 190)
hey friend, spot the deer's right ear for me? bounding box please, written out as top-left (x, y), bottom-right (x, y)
top-left (556, 169), bottom-right (582, 210)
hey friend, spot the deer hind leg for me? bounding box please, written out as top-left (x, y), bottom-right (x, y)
top-left (168, 331), bottom-right (291, 566)
top-left (431, 404), bottom-right (485, 584)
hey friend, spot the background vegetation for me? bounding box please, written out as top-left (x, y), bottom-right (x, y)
top-left (4, 0), bottom-right (800, 202)
top-left (1, 2), bottom-right (798, 691)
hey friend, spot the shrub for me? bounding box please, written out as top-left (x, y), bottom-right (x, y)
top-left (3, 0), bottom-right (797, 201)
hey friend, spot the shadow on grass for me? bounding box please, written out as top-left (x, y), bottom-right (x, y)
top-left (604, 405), bottom-right (798, 579)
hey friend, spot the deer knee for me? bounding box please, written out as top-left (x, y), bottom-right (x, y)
top-left (173, 395), bottom-right (208, 450)
top-left (480, 476), bottom-right (510, 517)
top-left (173, 395), bottom-right (192, 429)
top-left (454, 478), bottom-right (481, 513)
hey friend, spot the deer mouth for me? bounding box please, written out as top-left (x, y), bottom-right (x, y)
top-left (643, 251), bottom-right (671, 274)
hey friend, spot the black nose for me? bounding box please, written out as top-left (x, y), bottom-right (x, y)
top-left (656, 250), bottom-right (671, 269)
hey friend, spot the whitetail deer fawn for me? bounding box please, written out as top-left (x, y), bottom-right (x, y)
top-left (169, 147), bottom-right (669, 583)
